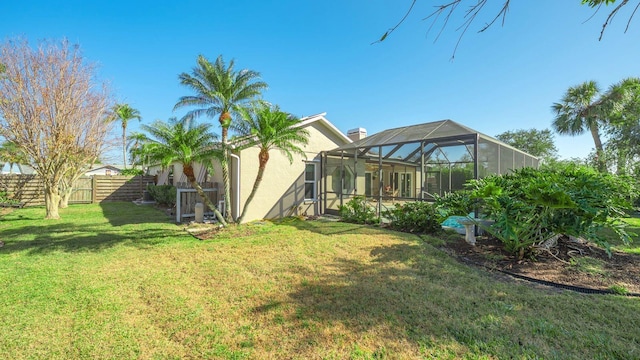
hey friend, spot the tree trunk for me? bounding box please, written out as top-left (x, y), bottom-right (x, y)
top-left (220, 112), bottom-right (234, 223)
top-left (237, 150), bottom-right (269, 224)
top-left (44, 185), bottom-right (61, 219)
top-left (589, 123), bottom-right (607, 172)
top-left (122, 124), bottom-right (128, 169)
top-left (616, 148), bottom-right (627, 175)
top-left (59, 186), bottom-right (72, 208)
top-left (184, 164), bottom-right (227, 226)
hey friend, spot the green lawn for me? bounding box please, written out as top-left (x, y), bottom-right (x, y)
top-left (1, 203), bottom-right (639, 359)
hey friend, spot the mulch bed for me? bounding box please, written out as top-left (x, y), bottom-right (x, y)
top-left (441, 235), bottom-right (640, 295)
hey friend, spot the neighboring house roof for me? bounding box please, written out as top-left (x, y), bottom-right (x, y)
top-left (88, 164), bottom-right (124, 172)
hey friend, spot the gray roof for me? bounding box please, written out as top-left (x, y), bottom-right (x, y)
top-left (329, 119), bottom-right (537, 159)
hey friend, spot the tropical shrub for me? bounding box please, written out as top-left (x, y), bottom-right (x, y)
top-left (339, 196), bottom-right (379, 225)
top-left (120, 168), bottom-right (144, 176)
top-left (383, 201), bottom-right (443, 234)
top-left (434, 190), bottom-right (476, 219)
top-left (146, 184), bottom-right (176, 206)
top-left (466, 164), bottom-right (637, 256)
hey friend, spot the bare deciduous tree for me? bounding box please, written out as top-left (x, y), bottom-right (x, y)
top-left (0, 38), bottom-right (113, 219)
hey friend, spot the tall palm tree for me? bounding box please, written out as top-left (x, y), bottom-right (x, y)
top-left (112, 103), bottom-right (142, 169)
top-left (232, 105), bottom-right (310, 224)
top-left (137, 117), bottom-right (227, 226)
top-left (174, 55), bottom-right (268, 223)
top-left (551, 81), bottom-right (608, 172)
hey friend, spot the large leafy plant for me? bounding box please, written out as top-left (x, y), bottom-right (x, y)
top-left (465, 164), bottom-right (636, 257)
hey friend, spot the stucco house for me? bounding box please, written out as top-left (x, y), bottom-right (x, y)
top-left (151, 115), bottom-right (538, 223)
top-left (151, 112), bottom-right (352, 222)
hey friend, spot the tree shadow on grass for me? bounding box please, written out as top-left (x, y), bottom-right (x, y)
top-left (0, 202), bottom-right (185, 255)
top-left (253, 241), bottom-right (640, 358)
top-left (0, 223), bottom-right (177, 255)
top-left (98, 201), bottom-right (175, 227)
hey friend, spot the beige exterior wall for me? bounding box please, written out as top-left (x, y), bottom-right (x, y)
top-left (236, 121), bottom-right (348, 222)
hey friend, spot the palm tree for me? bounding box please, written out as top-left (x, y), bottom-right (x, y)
top-left (232, 105), bottom-right (310, 224)
top-left (551, 81), bottom-right (608, 172)
top-left (601, 77), bottom-right (640, 174)
top-left (111, 103), bottom-right (142, 169)
top-left (137, 117), bottom-right (227, 226)
top-left (174, 55), bottom-right (268, 223)
top-left (127, 132), bottom-right (148, 169)
top-left (0, 141), bottom-right (26, 173)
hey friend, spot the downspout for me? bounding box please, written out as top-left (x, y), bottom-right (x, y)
top-left (230, 153), bottom-right (241, 221)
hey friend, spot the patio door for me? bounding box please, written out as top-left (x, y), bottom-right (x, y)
top-left (391, 172), bottom-right (413, 198)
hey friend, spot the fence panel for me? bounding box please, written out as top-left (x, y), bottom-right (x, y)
top-left (69, 177), bottom-right (93, 204)
top-left (0, 174), bottom-right (44, 206)
top-left (94, 175), bottom-right (155, 202)
top-left (0, 174), bottom-right (156, 206)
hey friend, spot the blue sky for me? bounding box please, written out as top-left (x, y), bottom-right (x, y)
top-left (1, 0), bottom-right (638, 165)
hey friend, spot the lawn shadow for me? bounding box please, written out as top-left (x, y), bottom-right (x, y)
top-left (99, 201), bottom-right (174, 227)
top-left (0, 202), bottom-right (184, 255)
top-left (256, 238), bottom-right (640, 358)
top-left (0, 222), bottom-right (176, 255)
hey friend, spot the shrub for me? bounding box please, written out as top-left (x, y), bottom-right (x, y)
top-left (383, 201), bottom-right (443, 235)
top-left (120, 168), bottom-right (144, 176)
top-left (339, 196), bottom-right (379, 225)
top-left (434, 190), bottom-right (476, 220)
top-left (0, 190), bottom-right (20, 206)
top-left (466, 164), bottom-right (637, 256)
top-left (146, 184), bottom-right (176, 206)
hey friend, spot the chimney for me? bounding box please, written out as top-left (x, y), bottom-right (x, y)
top-left (347, 127), bottom-right (367, 142)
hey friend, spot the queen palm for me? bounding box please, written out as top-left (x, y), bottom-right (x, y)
top-left (551, 81), bottom-right (608, 172)
top-left (174, 55), bottom-right (268, 223)
top-left (233, 105), bottom-right (310, 224)
top-left (137, 117), bottom-right (227, 226)
top-left (112, 103), bottom-right (142, 169)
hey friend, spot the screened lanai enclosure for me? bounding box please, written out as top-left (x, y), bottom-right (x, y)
top-left (321, 120), bottom-right (539, 215)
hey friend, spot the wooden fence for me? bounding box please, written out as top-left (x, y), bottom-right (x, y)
top-left (0, 174), bottom-right (156, 206)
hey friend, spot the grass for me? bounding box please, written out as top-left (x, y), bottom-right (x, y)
top-left (1, 203), bottom-right (639, 359)
top-left (600, 214), bottom-right (640, 254)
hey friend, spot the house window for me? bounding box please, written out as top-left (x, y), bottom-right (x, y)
top-left (105, 169), bottom-right (112, 176)
top-left (304, 163), bottom-right (317, 201)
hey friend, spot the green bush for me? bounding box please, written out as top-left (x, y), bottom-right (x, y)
top-left (383, 201), bottom-right (443, 235)
top-left (466, 164), bottom-right (637, 256)
top-left (339, 196), bottom-right (379, 225)
top-left (146, 184), bottom-right (176, 206)
top-left (0, 190), bottom-right (20, 206)
top-left (434, 190), bottom-right (476, 220)
top-left (120, 168), bottom-right (144, 176)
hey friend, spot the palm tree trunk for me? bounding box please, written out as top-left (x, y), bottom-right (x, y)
top-left (220, 112), bottom-right (234, 223)
top-left (237, 150), bottom-right (268, 224)
top-left (184, 164), bottom-right (227, 226)
top-left (589, 123), bottom-right (607, 172)
top-left (122, 124), bottom-right (128, 169)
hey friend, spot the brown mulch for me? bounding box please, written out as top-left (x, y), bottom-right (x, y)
top-left (440, 235), bottom-right (640, 295)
